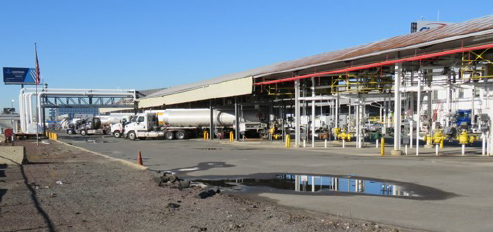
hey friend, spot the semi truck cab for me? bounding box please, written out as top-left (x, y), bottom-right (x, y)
top-left (123, 113), bottom-right (164, 140)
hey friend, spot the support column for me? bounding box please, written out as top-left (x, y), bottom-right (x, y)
top-left (295, 80), bottom-right (301, 146)
top-left (425, 91), bottom-right (433, 148)
top-left (416, 71), bottom-right (422, 156)
top-left (42, 107), bottom-right (46, 134)
top-left (356, 101), bottom-right (360, 148)
top-left (29, 94), bottom-right (34, 124)
top-left (379, 105), bottom-right (382, 124)
top-left (311, 78), bottom-right (316, 148)
top-left (410, 91), bottom-right (414, 149)
top-left (472, 85), bottom-right (476, 127)
top-left (25, 94), bottom-right (30, 130)
top-left (446, 84), bottom-right (451, 127)
top-left (392, 63), bottom-right (402, 155)
top-left (19, 91), bottom-right (24, 132)
top-left (383, 96), bottom-right (387, 135)
top-left (282, 103), bottom-right (285, 142)
top-left (37, 94), bottom-right (42, 132)
top-left (235, 97), bottom-right (239, 141)
top-left (335, 94), bottom-right (340, 128)
top-left (209, 100), bottom-right (214, 140)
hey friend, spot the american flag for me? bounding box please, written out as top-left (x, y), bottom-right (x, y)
top-left (35, 43), bottom-right (40, 85)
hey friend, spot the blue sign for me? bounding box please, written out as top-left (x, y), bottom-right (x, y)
top-left (3, 67), bottom-right (37, 85)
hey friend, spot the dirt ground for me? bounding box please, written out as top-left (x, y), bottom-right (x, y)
top-left (0, 140), bottom-right (415, 232)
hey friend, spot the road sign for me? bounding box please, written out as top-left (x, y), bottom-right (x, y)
top-left (3, 67), bottom-right (37, 85)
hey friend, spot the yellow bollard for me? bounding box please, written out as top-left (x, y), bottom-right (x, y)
top-left (285, 135), bottom-right (290, 148)
top-left (230, 131), bottom-right (234, 142)
top-left (49, 132), bottom-right (52, 139)
top-left (440, 139), bottom-right (444, 149)
top-left (380, 137), bottom-right (385, 156)
top-left (55, 133), bottom-right (58, 140)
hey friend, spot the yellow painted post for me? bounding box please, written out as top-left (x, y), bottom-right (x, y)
top-left (439, 138), bottom-right (444, 149)
top-left (55, 133), bottom-right (58, 140)
top-left (230, 131), bottom-right (234, 142)
top-left (285, 135), bottom-right (290, 148)
top-left (380, 137), bottom-right (385, 156)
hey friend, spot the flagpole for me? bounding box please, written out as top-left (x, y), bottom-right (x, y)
top-left (35, 43), bottom-right (39, 146)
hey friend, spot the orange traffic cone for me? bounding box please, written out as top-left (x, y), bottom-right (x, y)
top-left (137, 151), bottom-right (143, 165)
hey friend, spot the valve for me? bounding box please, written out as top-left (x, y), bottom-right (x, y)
top-left (432, 130), bottom-right (446, 145)
top-left (333, 127), bottom-right (340, 138)
top-left (337, 128), bottom-right (347, 141)
top-left (458, 130), bottom-right (469, 145)
top-left (346, 132), bottom-right (353, 141)
top-left (337, 128), bottom-right (353, 141)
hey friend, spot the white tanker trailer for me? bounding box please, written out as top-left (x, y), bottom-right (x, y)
top-left (123, 108), bottom-right (266, 140)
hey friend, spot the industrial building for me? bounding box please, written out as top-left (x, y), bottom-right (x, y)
top-left (132, 15), bottom-right (493, 155)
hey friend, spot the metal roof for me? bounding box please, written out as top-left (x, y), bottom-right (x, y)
top-left (145, 15), bottom-right (493, 99)
top-left (137, 87), bottom-right (167, 98)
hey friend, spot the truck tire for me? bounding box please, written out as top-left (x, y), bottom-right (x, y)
top-left (67, 129), bottom-right (74, 135)
top-left (176, 131), bottom-right (186, 140)
top-left (80, 130), bottom-right (87, 136)
top-left (113, 131), bottom-right (121, 138)
top-left (128, 131), bottom-right (137, 141)
top-left (165, 131), bottom-right (175, 140)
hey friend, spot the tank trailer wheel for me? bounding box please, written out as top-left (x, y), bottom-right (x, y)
top-left (80, 130), bottom-right (87, 136)
top-left (165, 131), bottom-right (175, 140)
top-left (176, 131), bottom-right (186, 140)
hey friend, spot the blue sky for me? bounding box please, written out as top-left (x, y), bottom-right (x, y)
top-left (1, 1), bottom-right (491, 110)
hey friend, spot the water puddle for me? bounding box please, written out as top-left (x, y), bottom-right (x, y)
top-left (192, 173), bottom-right (455, 200)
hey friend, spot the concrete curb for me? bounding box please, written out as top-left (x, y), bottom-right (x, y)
top-left (52, 139), bottom-right (148, 171)
top-left (0, 146), bottom-right (26, 165)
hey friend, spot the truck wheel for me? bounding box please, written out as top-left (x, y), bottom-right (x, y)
top-left (128, 131), bottom-right (137, 141)
top-left (176, 131), bottom-right (186, 140)
top-left (165, 131), bottom-right (175, 140)
top-left (80, 130), bottom-right (87, 136)
top-left (67, 129), bottom-right (74, 135)
top-left (113, 131), bottom-right (121, 138)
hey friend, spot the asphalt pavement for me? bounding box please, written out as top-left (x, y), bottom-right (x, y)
top-left (59, 134), bottom-right (493, 232)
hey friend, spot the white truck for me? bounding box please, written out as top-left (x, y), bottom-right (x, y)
top-left (123, 108), bottom-right (266, 140)
top-left (110, 115), bottom-right (135, 138)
